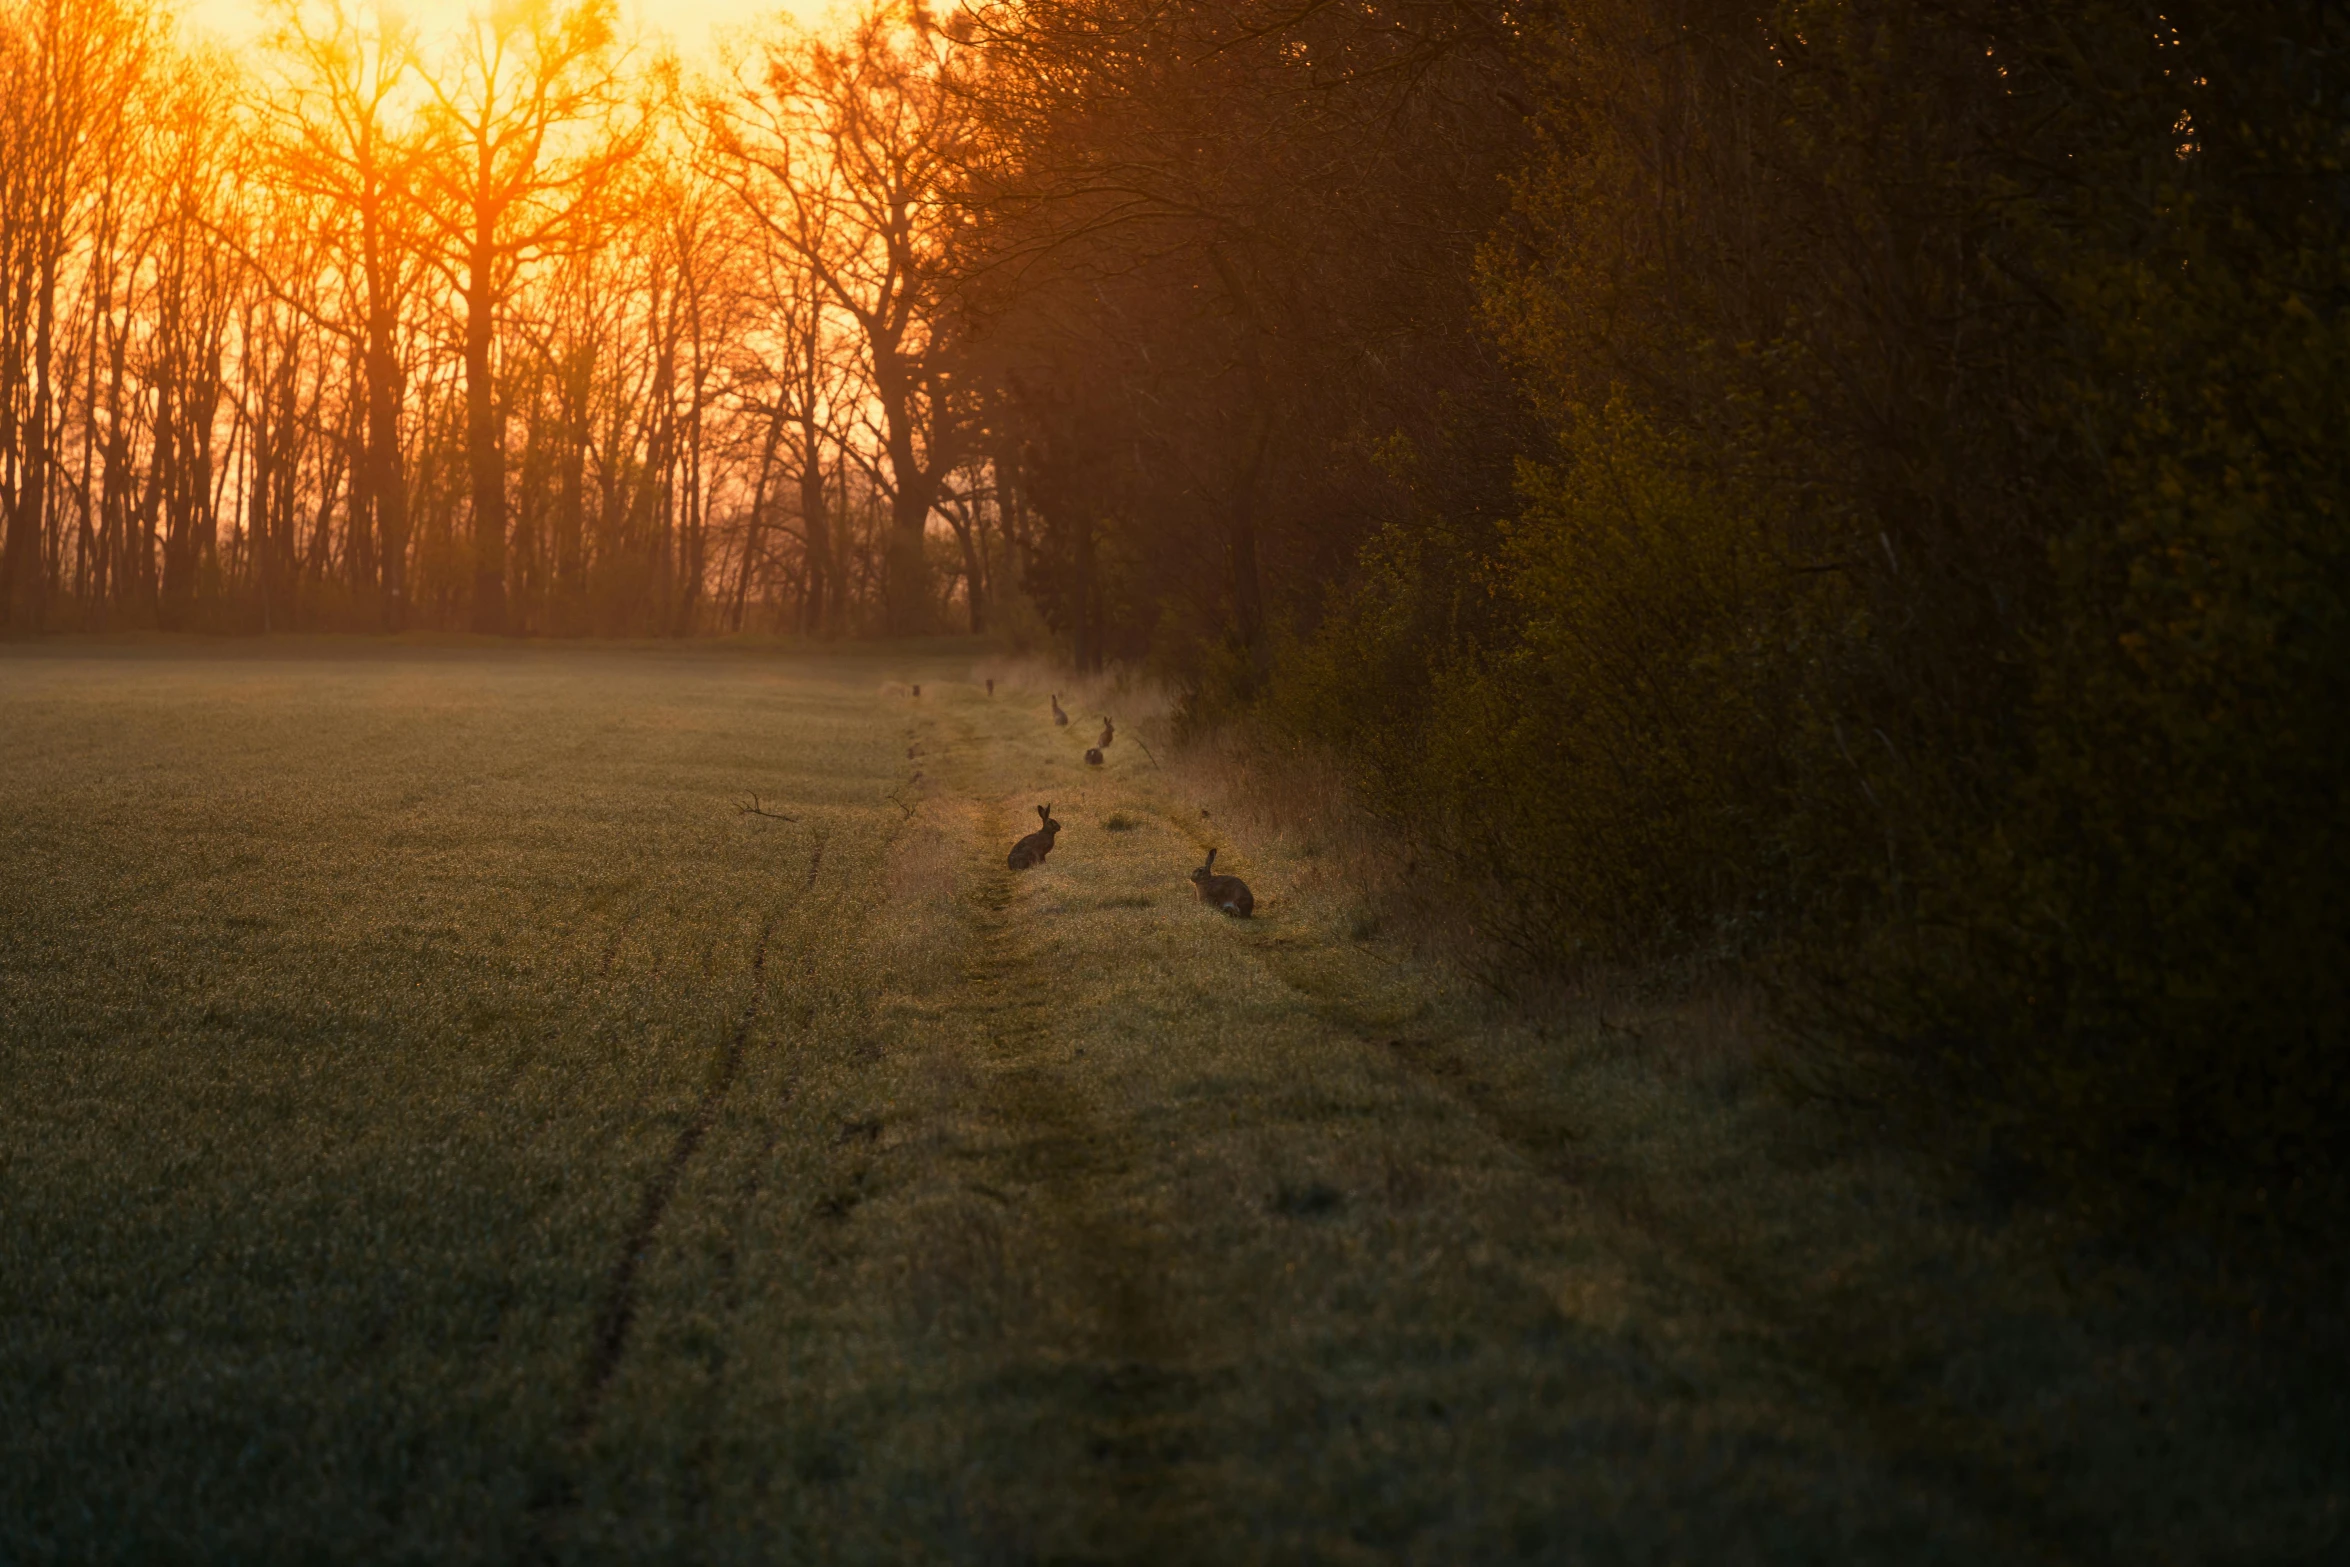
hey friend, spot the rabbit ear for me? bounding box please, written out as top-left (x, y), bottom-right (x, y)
top-left (1205, 848), bottom-right (1217, 871)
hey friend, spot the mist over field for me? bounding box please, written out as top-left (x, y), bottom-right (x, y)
top-left (3, 0), bottom-right (2347, 1557)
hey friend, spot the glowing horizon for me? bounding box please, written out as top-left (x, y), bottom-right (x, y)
top-left (180, 0), bottom-right (844, 65)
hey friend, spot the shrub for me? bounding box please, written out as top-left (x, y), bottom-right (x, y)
top-left (1272, 0), bottom-right (2350, 1216)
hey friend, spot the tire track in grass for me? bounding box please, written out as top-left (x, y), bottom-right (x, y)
top-left (939, 710), bottom-right (1205, 1541)
top-left (668, 830), bottom-right (837, 1517)
top-left (569, 836), bottom-right (831, 1432)
top-left (568, 913), bottom-right (773, 1438)
top-left (965, 817), bottom-right (1174, 1362)
top-left (525, 840), bottom-right (829, 1557)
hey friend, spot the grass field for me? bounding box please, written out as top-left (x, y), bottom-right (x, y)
top-left (1, 640), bottom-right (2341, 1563)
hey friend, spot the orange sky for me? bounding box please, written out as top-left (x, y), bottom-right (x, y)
top-left (181, 0), bottom-right (842, 63)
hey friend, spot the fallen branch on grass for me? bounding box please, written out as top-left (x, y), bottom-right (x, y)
top-left (738, 794), bottom-right (799, 822)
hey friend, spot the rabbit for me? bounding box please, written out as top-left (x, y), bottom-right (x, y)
top-left (1097, 715), bottom-right (1115, 749)
top-left (1051, 693), bottom-right (1069, 726)
top-left (1190, 848), bottom-right (1254, 917)
top-left (1007, 804), bottom-right (1061, 869)
top-left (1084, 747), bottom-right (1104, 766)
top-left (986, 678), bottom-right (996, 696)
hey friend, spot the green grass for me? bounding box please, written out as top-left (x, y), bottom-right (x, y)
top-left (1, 640), bottom-right (2340, 1562)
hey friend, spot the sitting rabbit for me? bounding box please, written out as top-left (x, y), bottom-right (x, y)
top-left (1190, 847), bottom-right (1254, 917)
top-left (1051, 693), bottom-right (1069, 727)
top-left (1007, 804), bottom-right (1061, 869)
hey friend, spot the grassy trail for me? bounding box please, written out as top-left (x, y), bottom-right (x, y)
top-left (1, 643), bottom-right (2337, 1563)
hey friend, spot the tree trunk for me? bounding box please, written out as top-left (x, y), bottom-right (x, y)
top-left (0, 255), bottom-right (30, 629)
top-left (464, 227), bottom-right (505, 634)
top-left (251, 383), bottom-right (275, 632)
top-left (639, 332), bottom-right (676, 636)
top-left (7, 248), bottom-right (57, 630)
top-left (884, 487), bottom-right (931, 634)
top-left (1230, 508), bottom-right (1264, 667)
top-left (1073, 509), bottom-right (1099, 672)
top-left (75, 237), bottom-right (102, 617)
top-left (359, 190), bottom-right (408, 629)
top-left (96, 304), bottom-right (130, 626)
top-left (872, 350), bottom-right (941, 635)
top-left (162, 351), bottom-right (196, 628)
top-left (184, 333), bottom-right (222, 622)
top-left (556, 363), bottom-right (587, 630)
top-left (798, 422), bottom-right (830, 636)
top-left (368, 319), bottom-right (407, 629)
top-left (950, 508), bottom-right (986, 633)
top-left (730, 408), bottom-right (783, 633)
top-left (1229, 415), bottom-right (1273, 672)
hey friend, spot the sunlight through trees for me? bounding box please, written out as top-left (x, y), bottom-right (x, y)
top-left (0, 0), bottom-right (1004, 637)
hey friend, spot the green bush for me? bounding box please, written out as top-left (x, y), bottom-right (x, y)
top-left (1272, 0), bottom-right (2350, 1215)
top-left (1910, 192), bottom-right (2350, 1204)
top-left (1433, 401), bottom-right (1831, 961)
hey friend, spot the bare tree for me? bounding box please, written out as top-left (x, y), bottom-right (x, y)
top-left (416, 0), bottom-right (639, 634)
top-left (254, 0), bottom-right (425, 627)
top-left (710, 2), bottom-right (975, 635)
top-left (720, 133), bottom-right (855, 636)
top-left (0, 0), bottom-right (153, 628)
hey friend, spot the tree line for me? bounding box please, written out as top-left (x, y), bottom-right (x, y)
top-left (0, 0), bottom-right (1019, 637)
top-left (7, 0), bottom-right (2344, 1216)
